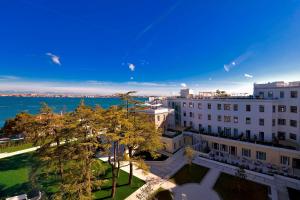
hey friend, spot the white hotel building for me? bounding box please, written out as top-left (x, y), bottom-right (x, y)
top-left (149, 81), bottom-right (300, 178)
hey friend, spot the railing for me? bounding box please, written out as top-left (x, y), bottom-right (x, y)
top-left (193, 131), bottom-right (297, 151)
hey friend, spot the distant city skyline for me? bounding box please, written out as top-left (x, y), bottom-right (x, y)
top-left (1, 0), bottom-right (300, 95)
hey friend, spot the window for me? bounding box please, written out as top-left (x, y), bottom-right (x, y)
top-left (246, 117), bottom-right (251, 124)
top-left (278, 132), bottom-right (286, 140)
top-left (183, 121), bottom-right (186, 127)
top-left (198, 124), bottom-right (202, 131)
top-left (234, 116), bottom-right (238, 123)
top-left (273, 105), bottom-right (276, 113)
top-left (208, 114), bottom-right (211, 120)
top-left (224, 127), bottom-right (231, 136)
top-left (198, 103), bottom-right (202, 109)
top-left (258, 92), bottom-right (264, 98)
top-left (234, 104), bottom-right (238, 111)
top-left (278, 105), bottom-right (286, 112)
top-left (218, 126), bottom-right (222, 134)
top-left (183, 102), bottom-right (186, 107)
top-left (220, 144), bottom-right (228, 152)
top-left (259, 118), bottom-right (265, 126)
top-left (280, 156), bottom-right (290, 165)
top-left (224, 104), bottom-right (231, 110)
top-left (290, 106), bottom-right (297, 113)
top-left (183, 111), bottom-right (186, 117)
top-left (278, 119), bottom-right (286, 125)
top-left (189, 121), bottom-right (193, 128)
top-left (230, 146), bottom-right (237, 156)
top-left (280, 91), bottom-right (285, 98)
top-left (217, 115), bottom-right (222, 122)
top-left (246, 104), bottom-right (251, 112)
top-left (259, 105), bottom-right (265, 112)
top-left (189, 112), bottom-right (193, 118)
top-left (246, 130), bottom-right (251, 139)
top-left (289, 133), bottom-right (297, 140)
top-left (272, 119), bottom-right (276, 126)
top-left (291, 91), bottom-right (298, 98)
top-left (208, 125), bottom-right (212, 133)
top-left (224, 116), bottom-right (231, 122)
top-left (189, 102), bottom-right (194, 108)
top-left (198, 114), bottom-right (202, 120)
top-left (290, 120), bottom-right (297, 127)
top-left (242, 148), bottom-right (251, 157)
top-left (207, 103), bottom-right (211, 109)
top-left (234, 128), bottom-right (238, 137)
top-left (259, 132), bottom-right (264, 141)
top-left (212, 143), bottom-right (219, 150)
top-left (268, 91), bottom-right (273, 98)
top-left (217, 104), bottom-right (222, 110)
top-left (256, 151), bottom-right (266, 161)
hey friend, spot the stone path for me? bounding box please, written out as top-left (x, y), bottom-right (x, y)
top-left (0, 146), bottom-right (39, 159)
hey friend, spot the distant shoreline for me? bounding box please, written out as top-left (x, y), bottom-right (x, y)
top-left (0, 94), bottom-right (150, 98)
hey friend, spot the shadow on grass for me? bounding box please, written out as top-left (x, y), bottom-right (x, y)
top-left (0, 182), bottom-right (32, 199)
top-left (0, 153), bottom-right (34, 171)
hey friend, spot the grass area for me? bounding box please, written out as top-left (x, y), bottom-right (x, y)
top-left (0, 153), bottom-right (144, 200)
top-left (213, 173), bottom-right (269, 200)
top-left (0, 153), bottom-right (34, 198)
top-left (0, 142), bottom-right (34, 153)
top-left (149, 188), bottom-right (173, 200)
top-left (288, 187), bottom-right (300, 200)
top-left (169, 164), bottom-right (209, 185)
top-left (93, 162), bottom-right (144, 200)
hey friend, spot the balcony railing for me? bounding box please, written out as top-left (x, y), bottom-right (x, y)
top-left (184, 129), bottom-right (297, 151)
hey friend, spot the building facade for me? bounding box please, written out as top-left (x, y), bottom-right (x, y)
top-left (160, 81), bottom-right (300, 177)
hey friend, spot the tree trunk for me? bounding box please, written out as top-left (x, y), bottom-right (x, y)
top-left (58, 155), bottom-right (64, 182)
top-left (128, 147), bottom-right (133, 185)
top-left (111, 142), bottom-right (118, 198)
top-left (85, 146), bottom-right (92, 198)
top-left (117, 159), bottom-right (120, 178)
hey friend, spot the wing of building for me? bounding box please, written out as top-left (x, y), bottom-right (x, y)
top-left (144, 81), bottom-right (300, 178)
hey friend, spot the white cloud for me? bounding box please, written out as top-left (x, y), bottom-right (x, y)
top-left (46, 52), bottom-right (61, 65)
top-left (180, 83), bottom-right (187, 88)
top-left (0, 75), bottom-right (20, 81)
top-left (224, 51), bottom-right (253, 72)
top-left (128, 63), bottom-right (135, 71)
top-left (244, 73), bottom-right (253, 78)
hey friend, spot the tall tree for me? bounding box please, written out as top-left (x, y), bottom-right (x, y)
top-left (103, 106), bottom-right (130, 198)
top-left (63, 100), bottom-right (105, 199)
top-left (118, 91), bottom-right (162, 185)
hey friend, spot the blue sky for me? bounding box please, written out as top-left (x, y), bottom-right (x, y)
top-left (1, 0), bottom-right (300, 95)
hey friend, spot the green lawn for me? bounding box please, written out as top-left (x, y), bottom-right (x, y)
top-left (0, 153), bottom-right (34, 198)
top-left (169, 164), bottom-right (209, 185)
top-left (93, 163), bottom-right (144, 200)
top-left (213, 173), bottom-right (269, 200)
top-left (0, 153), bottom-right (144, 200)
top-left (0, 143), bottom-right (34, 153)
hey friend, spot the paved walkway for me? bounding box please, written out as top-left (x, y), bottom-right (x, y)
top-left (0, 146), bottom-right (39, 159)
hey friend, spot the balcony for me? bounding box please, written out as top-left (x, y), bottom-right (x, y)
top-left (185, 129), bottom-right (298, 151)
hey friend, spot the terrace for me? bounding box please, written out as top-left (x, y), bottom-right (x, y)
top-left (185, 127), bottom-right (298, 151)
